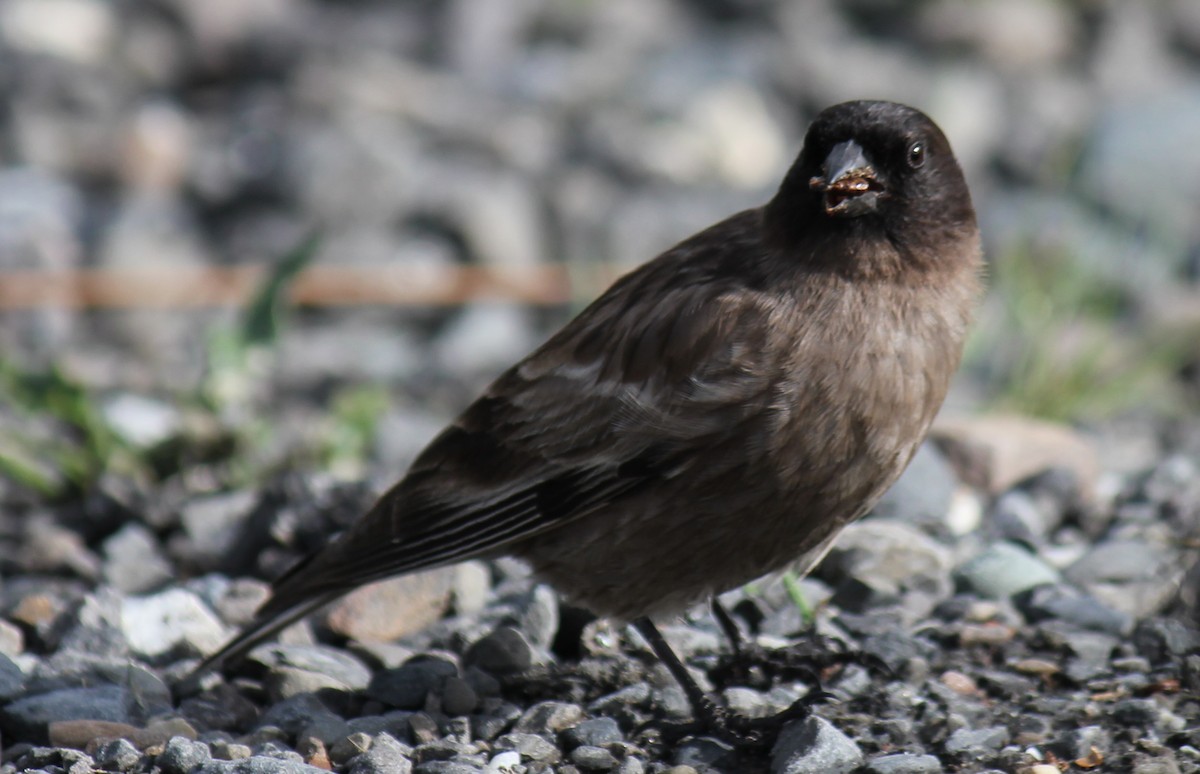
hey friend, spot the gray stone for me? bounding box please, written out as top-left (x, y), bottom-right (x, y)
top-left (987, 490), bottom-right (1052, 545)
top-left (248, 644), bottom-right (372, 691)
top-left (179, 491), bottom-right (259, 569)
top-left (0, 653), bottom-right (27, 702)
top-left (494, 732), bottom-right (561, 764)
top-left (514, 584), bottom-right (559, 650)
top-left (2, 684), bottom-right (138, 744)
top-left (943, 726), bottom-right (1010, 756)
top-left (1014, 584), bottom-right (1132, 636)
top-left (347, 732), bottom-right (413, 774)
top-left (1111, 698), bottom-right (1159, 728)
top-left (1133, 618), bottom-right (1200, 663)
top-left (367, 658), bottom-right (458, 709)
top-left (158, 736), bottom-right (213, 774)
top-left (265, 667), bottom-right (358, 703)
top-left (14, 746), bottom-right (97, 774)
top-left (195, 757), bottom-right (332, 773)
top-left (465, 626), bottom-right (536, 674)
top-left (617, 758), bottom-right (645, 774)
top-left (1131, 756), bottom-right (1182, 774)
top-left (0, 619), bottom-right (24, 658)
top-left (483, 751), bottom-right (521, 773)
top-left (588, 683), bottom-right (652, 715)
top-left (954, 542), bottom-right (1060, 598)
top-left (249, 741), bottom-right (304, 763)
top-left (871, 442), bottom-right (959, 529)
top-left (864, 753), bottom-right (944, 774)
top-left (675, 737), bottom-right (738, 771)
top-left (563, 717), bottom-right (624, 748)
top-left (51, 587), bottom-right (129, 660)
top-left (101, 523), bottom-right (174, 594)
top-left (93, 738), bottom-right (141, 771)
top-left (771, 717), bottom-right (863, 774)
top-left (328, 732), bottom-right (373, 765)
top-left (120, 587), bottom-right (230, 659)
top-left (823, 519), bottom-right (953, 615)
top-left (101, 393), bottom-right (181, 449)
top-left (571, 744), bottom-right (620, 771)
top-left (207, 739), bottom-right (252, 761)
top-left (512, 700), bottom-right (584, 735)
top-left (1065, 540), bottom-right (1165, 585)
top-left (440, 676), bottom-right (478, 716)
top-left (256, 694), bottom-right (344, 737)
top-left (412, 762), bottom-right (484, 774)
top-left (22, 515), bottom-right (101, 580)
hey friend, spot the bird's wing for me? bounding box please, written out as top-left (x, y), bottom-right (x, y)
top-left (192, 216), bottom-right (785, 673)
top-left (267, 266), bottom-right (783, 610)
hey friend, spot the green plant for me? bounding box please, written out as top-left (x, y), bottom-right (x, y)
top-left (967, 241), bottom-right (1184, 421)
top-left (320, 384), bottom-right (392, 478)
top-left (202, 233), bottom-right (321, 415)
top-left (0, 361), bottom-right (131, 496)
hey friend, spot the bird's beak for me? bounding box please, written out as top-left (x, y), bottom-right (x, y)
top-left (809, 140), bottom-right (885, 217)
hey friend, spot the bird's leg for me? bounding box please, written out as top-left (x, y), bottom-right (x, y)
top-left (708, 598), bottom-right (892, 690)
top-left (634, 617), bottom-right (721, 725)
top-left (710, 598), bottom-right (746, 656)
top-left (633, 617), bottom-right (827, 748)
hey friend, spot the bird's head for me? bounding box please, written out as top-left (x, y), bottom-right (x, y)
top-left (765, 100), bottom-right (977, 267)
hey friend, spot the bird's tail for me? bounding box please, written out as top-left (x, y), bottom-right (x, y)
top-left (181, 589), bottom-right (342, 690)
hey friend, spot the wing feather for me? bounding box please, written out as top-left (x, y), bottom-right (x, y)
top-left (195, 211), bottom-right (784, 674)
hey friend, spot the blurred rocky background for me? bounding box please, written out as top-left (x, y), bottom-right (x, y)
top-left (1, 0), bottom-right (1199, 496)
top-left (3, 1), bottom-right (1200, 771)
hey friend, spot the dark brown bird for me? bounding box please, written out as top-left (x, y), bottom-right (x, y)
top-left (192, 100), bottom-right (982, 741)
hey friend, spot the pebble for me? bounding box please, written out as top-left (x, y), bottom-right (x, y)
top-left (1065, 539), bottom-right (1165, 584)
top-left (824, 519), bottom-right (954, 611)
top-left (366, 658), bottom-right (458, 710)
top-left (2, 684), bottom-right (144, 743)
top-left (494, 732), bottom-right (562, 764)
top-left (562, 717), bottom-right (624, 748)
top-left (101, 523), bottom-right (174, 594)
top-left (571, 744), bottom-right (620, 771)
top-left (863, 753), bottom-right (944, 774)
top-left (347, 733), bottom-right (413, 774)
top-left (323, 568), bottom-right (457, 644)
top-left (512, 701), bottom-right (584, 735)
top-left (94, 738), bottom-right (142, 771)
top-left (1133, 618), bottom-right (1200, 663)
top-left (0, 654), bottom-right (26, 702)
top-left (943, 726), bottom-right (1011, 756)
top-left (771, 717), bottom-right (864, 774)
top-left (674, 737), bottom-right (738, 771)
top-left (158, 736), bottom-right (213, 774)
top-left (248, 644), bottom-right (372, 691)
top-left (870, 442), bottom-right (960, 530)
top-left (1014, 584), bottom-right (1132, 636)
top-left (465, 626), bottom-right (538, 674)
top-left (954, 542), bottom-right (1060, 598)
top-left (257, 694), bottom-right (345, 738)
top-left (121, 588), bottom-right (231, 660)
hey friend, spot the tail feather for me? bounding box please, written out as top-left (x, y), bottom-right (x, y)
top-left (185, 590), bottom-right (342, 683)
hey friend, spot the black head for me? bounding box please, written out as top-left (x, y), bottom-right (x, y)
top-left (765, 101), bottom-right (976, 264)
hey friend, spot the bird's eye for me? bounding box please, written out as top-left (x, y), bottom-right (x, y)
top-left (907, 141), bottom-right (926, 169)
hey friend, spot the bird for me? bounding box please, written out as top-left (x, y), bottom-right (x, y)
top-left (189, 99), bottom-right (982, 744)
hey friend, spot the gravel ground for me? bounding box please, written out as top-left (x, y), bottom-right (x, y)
top-left (1, 416), bottom-right (1199, 773)
top-left (2, 1), bottom-right (1200, 773)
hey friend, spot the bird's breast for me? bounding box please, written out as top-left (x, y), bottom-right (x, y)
top-left (765, 276), bottom-right (972, 510)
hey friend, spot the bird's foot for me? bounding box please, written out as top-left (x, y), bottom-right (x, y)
top-left (654, 687), bottom-right (835, 749)
top-left (710, 634), bottom-right (891, 690)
